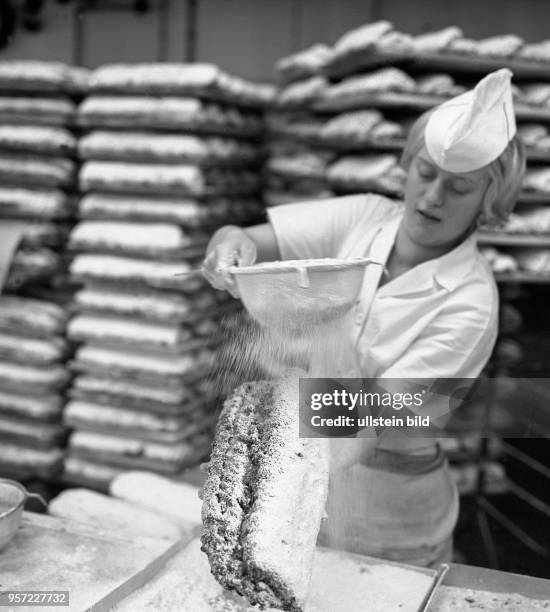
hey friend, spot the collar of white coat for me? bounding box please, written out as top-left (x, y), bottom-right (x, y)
top-left (369, 214), bottom-right (479, 298)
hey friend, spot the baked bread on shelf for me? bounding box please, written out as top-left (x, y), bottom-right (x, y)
top-left (0, 155), bottom-right (75, 188)
top-left (0, 126), bottom-right (76, 156)
top-left (276, 44), bottom-right (333, 84)
top-left (275, 76), bottom-right (328, 109)
top-left (518, 40), bottom-right (550, 62)
top-left (332, 20), bottom-right (394, 55)
top-left (475, 34), bottom-right (524, 58)
top-left (69, 220), bottom-right (196, 256)
top-left (0, 388), bottom-right (63, 421)
top-left (0, 97), bottom-right (76, 126)
top-left (89, 63), bottom-right (275, 108)
top-left (78, 131), bottom-right (261, 166)
top-left (70, 373), bottom-right (197, 411)
top-left (0, 296), bottom-right (68, 336)
top-left (77, 96), bottom-right (263, 136)
top-left (0, 187), bottom-right (73, 220)
top-left (412, 27), bottom-right (464, 53)
top-left (201, 379), bottom-right (329, 612)
top-left (0, 60), bottom-right (89, 94)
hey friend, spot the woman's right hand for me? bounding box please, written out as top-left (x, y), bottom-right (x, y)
top-left (202, 226), bottom-right (257, 297)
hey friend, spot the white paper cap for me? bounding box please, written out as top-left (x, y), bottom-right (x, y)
top-left (425, 68), bottom-right (516, 173)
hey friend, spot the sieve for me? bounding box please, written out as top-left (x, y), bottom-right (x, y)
top-left (0, 479), bottom-right (47, 550)
top-left (229, 257), bottom-right (381, 332)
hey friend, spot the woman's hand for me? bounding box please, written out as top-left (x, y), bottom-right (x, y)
top-left (202, 226), bottom-right (257, 297)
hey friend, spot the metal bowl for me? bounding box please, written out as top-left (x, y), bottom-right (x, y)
top-left (229, 258), bottom-right (381, 332)
top-left (0, 479), bottom-right (46, 551)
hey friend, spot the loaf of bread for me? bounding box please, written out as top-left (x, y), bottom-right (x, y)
top-left (0, 187), bottom-right (72, 220)
top-left (69, 253), bottom-right (205, 291)
top-left (79, 160), bottom-right (204, 196)
top-left (89, 63), bottom-right (275, 108)
top-left (317, 68), bottom-right (416, 112)
top-left (0, 442), bottom-right (63, 475)
top-left (8, 249), bottom-right (62, 289)
top-left (266, 112), bottom-right (326, 143)
top-left (77, 96), bottom-right (263, 136)
top-left (0, 155), bottom-right (75, 188)
top-left (416, 74), bottom-right (465, 97)
top-left (78, 131), bottom-right (261, 165)
top-left (0, 97), bottom-right (75, 125)
top-left (201, 380), bottom-right (329, 612)
top-left (71, 374), bottom-right (197, 410)
top-left (110, 471), bottom-right (202, 528)
top-left (447, 38), bottom-right (479, 55)
top-left (522, 84), bottom-right (550, 106)
top-left (0, 296), bottom-right (68, 336)
top-left (0, 414), bottom-right (66, 448)
top-left (320, 109), bottom-right (383, 144)
top-left (412, 27), bottom-right (463, 53)
top-left (518, 40), bottom-right (550, 62)
top-left (0, 61), bottom-right (90, 94)
top-left (0, 360), bottom-right (70, 391)
top-left (327, 154), bottom-right (406, 195)
top-left (0, 125), bottom-right (76, 156)
top-left (332, 20), bottom-right (393, 55)
top-left (475, 34), bottom-right (524, 58)
top-left (0, 331), bottom-right (68, 364)
top-left (0, 388), bottom-right (63, 421)
top-left (523, 167), bottom-right (550, 192)
top-left (19, 222), bottom-right (68, 249)
top-left (64, 399), bottom-right (190, 434)
top-left (267, 151), bottom-right (333, 181)
top-left (48, 488), bottom-right (183, 541)
top-left (72, 285), bottom-right (218, 322)
top-left (67, 313), bottom-right (195, 349)
top-left (63, 455), bottom-right (123, 489)
top-left (275, 76), bottom-right (328, 109)
top-left (276, 45), bottom-right (333, 84)
top-left (72, 344), bottom-right (215, 381)
top-left (69, 220), bottom-right (194, 256)
top-left (68, 430), bottom-right (207, 472)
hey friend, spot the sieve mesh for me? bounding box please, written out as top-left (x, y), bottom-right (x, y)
top-left (230, 258), bottom-right (380, 333)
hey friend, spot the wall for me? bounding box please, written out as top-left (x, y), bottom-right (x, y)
top-left (1, 0), bottom-right (549, 81)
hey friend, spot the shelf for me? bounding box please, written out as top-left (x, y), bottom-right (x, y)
top-left (321, 47), bottom-right (550, 83)
top-left (313, 91), bottom-right (550, 124)
top-left (411, 52), bottom-right (550, 82)
top-left (494, 271), bottom-right (550, 284)
top-left (313, 91), bottom-right (446, 114)
top-left (517, 192), bottom-right (550, 205)
top-left (323, 49), bottom-right (411, 80)
top-left (478, 232), bottom-right (550, 248)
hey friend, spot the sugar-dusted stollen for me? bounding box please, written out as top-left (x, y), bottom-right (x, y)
top-left (201, 380), bottom-right (330, 612)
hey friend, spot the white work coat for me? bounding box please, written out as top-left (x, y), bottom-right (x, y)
top-left (267, 193), bottom-right (499, 381)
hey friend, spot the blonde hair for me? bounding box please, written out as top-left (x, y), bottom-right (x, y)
top-left (400, 110), bottom-right (526, 228)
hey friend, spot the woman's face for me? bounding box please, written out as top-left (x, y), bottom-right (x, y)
top-left (403, 146), bottom-right (491, 249)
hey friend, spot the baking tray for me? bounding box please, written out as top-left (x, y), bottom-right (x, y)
top-left (442, 562), bottom-right (550, 600)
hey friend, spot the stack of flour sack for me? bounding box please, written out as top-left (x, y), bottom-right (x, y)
top-left (65, 63), bottom-right (274, 489)
top-left (0, 61), bottom-right (89, 480)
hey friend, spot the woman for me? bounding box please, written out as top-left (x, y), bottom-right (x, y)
top-left (202, 68), bottom-right (525, 567)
